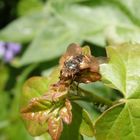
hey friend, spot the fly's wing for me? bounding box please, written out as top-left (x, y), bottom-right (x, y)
top-left (59, 43), bottom-right (82, 67)
top-left (96, 57), bottom-right (108, 64)
top-left (89, 56), bottom-right (108, 73)
top-left (66, 43), bottom-right (82, 56)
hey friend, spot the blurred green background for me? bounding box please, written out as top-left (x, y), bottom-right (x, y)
top-left (0, 0), bottom-right (140, 140)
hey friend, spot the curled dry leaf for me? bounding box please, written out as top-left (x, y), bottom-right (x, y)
top-left (21, 97), bottom-right (52, 113)
top-left (60, 99), bottom-right (72, 124)
top-left (21, 97), bottom-right (53, 124)
top-left (48, 115), bottom-right (63, 140)
top-left (76, 70), bottom-right (101, 83)
top-left (43, 81), bottom-right (69, 102)
top-left (21, 111), bottom-right (50, 124)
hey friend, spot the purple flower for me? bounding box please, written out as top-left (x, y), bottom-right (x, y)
top-left (0, 42), bottom-right (6, 57)
top-left (0, 41), bottom-right (21, 63)
top-left (7, 43), bottom-right (21, 55)
top-left (4, 49), bottom-right (14, 62)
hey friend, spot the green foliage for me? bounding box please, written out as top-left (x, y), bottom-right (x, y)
top-left (0, 0), bottom-right (140, 140)
top-left (20, 43), bottom-right (140, 140)
top-left (0, 12), bottom-right (48, 43)
top-left (80, 110), bottom-right (94, 137)
top-left (17, 0), bottom-right (44, 16)
top-left (95, 43), bottom-right (140, 140)
top-left (0, 65), bottom-right (9, 90)
top-left (20, 77), bottom-right (51, 136)
top-left (1, 0), bottom-right (140, 65)
top-left (100, 43), bottom-right (140, 97)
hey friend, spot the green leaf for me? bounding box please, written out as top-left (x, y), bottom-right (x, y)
top-left (95, 43), bottom-right (140, 140)
top-left (100, 43), bottom-right (140, 98)
top-left (80, 109), bottom-right (94, 137)
top-left (95, 103), bottom-right (123, 140)
top-left (0, 65), bottom-right (9, 90)
top-left (21, 77), bottom-right (49, 107)
top-left (0, 91), bottom-right (10, 120)
top-left (109, 0), bottom-right (140, 24)
top-left (20, 77), bottom-right (50, 136)
top-left (10, 64), bottom-right (37, 119)
top-left (82, 135), bottom-right (96, 140)
top-left (20, 0), bottom-right (140, 65)
top-left (2, 0), bottom-right (140, 65)
top-left (20, 18), bottom-right (80, 64)
top-left (80, 81), bottom-right (118, 102)
top-left (0, 12), bottom-right (48, 43)
top-left (60, 103), bottom-right (95, 140)
top-left (17, 0), bottom-right (44, 16)
top-left (48, 0), bottom-right (140, 45)
top-left (95, 100), bottom-right (140, 140)
top-left (5, 119), bottom-right (33, 140)
top-left (60, 103), bottom-right (83, 140)
top-left (82, 46), bottom-right (91, 56)
top-left (20, 69), bottom-right (59, 136)
top-left (21, 68), bottom-right (59, 106)
top-left (76, 101), bottom-right (101, 123)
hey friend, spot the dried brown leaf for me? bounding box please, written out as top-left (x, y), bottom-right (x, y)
top-left (60, 99), bottom-right (72, 124)
top-left (48, 115), bottom-right (63, 140)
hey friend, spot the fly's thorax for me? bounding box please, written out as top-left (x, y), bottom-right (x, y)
top-left (60, 54), bottom-right (84, 80)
